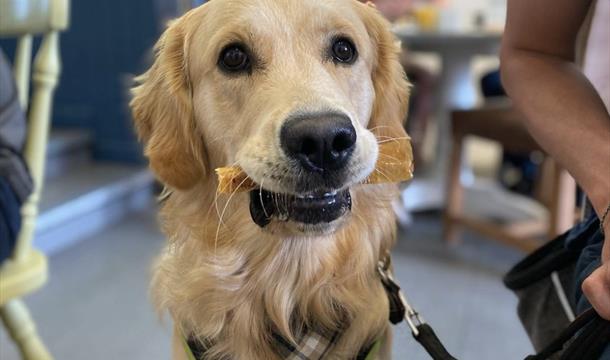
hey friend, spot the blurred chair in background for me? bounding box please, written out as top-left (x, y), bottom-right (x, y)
top-left (401, 52), bottom-right (436, 166)
top-left (0, 0), bottom-right (69, 358)
top-left (480, 70), bottom-right (541, 196)
top-left (443, 100), bottom-right (577, 252)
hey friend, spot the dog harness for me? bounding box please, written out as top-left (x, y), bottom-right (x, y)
top-left (182, 331), bottom-right (380, 360)
top-left (182, 254), bottom-right (457, 360)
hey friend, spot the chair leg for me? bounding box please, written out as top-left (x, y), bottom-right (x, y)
top-left (443, 133), bottom-right (464, 244)
top-left (1, 299), bottom-right (52, 360)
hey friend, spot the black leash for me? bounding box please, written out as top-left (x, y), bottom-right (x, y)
top-left (378, 255), bottom-right (458, 360)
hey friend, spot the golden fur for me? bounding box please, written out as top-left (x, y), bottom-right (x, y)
top-left (131, 0), bottom-right (410, 359)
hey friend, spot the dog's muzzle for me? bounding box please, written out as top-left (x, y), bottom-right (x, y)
top-left (249, 189), bottom-right (352, 227)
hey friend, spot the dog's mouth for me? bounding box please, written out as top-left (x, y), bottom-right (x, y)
top-left (249, 189), bottom-right (352, 228)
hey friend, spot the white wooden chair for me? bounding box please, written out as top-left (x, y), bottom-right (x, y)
top-left (0, 0), bottom-right (69, 358)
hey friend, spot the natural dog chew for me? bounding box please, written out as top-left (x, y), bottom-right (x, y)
top-left (216, 137), bottom-right (414, 194)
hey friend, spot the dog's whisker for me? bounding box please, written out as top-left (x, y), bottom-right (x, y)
top-left (214, 175), bottom-right (249, 255)
top-left (208, 134), bottom-right (234, 145)
top-left (213, 190), bottom-right (222, 223)
top-left (205, 192), bottom-right (221, 228)
top-left (374, 135), bottom-right (404, 141)
top-left (376, 136), bottom-right (411, 145)
top-left (273, 192), bottom-right (280, 215)
top-left (283, 192), bottom-right (289, 213)
top-left (373, 167), bottom-right (392, 182)
top-left (376, 136), bottom-right (411, 142)
top-left (376, 153), bottom-right (404, 163)
top-left (209, 165), bottom-right (239, 240)
top-left (259, 178), bottom-right (270, 218)
top-left (368, 125), bottom-right (392, 132)
top-left (214, 160), bottom-right (240, 225)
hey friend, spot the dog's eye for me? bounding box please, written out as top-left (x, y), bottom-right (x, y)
top-left (219, 45), bottom-right (251, 73)
top-left (331, 38), bottom-right (357, 64)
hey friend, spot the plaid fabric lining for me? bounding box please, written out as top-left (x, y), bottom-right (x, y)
top-left (272, 326), bottom-right (342, 360)
top-left (187, 325), bottom-right (377, 360)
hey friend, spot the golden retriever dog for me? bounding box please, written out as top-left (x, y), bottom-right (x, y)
top-left (131, 0), bottom-right (409, 358)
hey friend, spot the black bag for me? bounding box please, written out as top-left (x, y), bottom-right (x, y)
top-left (504, 218), bottom-right (610, 360)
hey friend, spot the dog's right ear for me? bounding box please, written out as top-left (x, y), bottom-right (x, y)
top-left (130, 11), bottom-right (206, 190)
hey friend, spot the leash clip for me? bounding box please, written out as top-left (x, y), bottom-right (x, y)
top-left (377, 255), bottom-right (425, 337)
top-left (404, 305), bottom-right (424, 337)
top-left (378, 253), bottom-right (459, 360)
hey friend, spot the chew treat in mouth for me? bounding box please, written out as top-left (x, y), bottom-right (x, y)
top-left (216, 137), bottom-right (413, 194)
top-left (215, 166), bottom-right (258, 194)
top-left (362, 137), bottom-right (414, 184)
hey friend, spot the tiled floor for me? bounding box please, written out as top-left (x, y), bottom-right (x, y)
top-left (0, 207), bottom-right (533, 360)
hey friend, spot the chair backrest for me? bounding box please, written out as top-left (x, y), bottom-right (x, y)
top-left (0, 0), bottom-right (70, 261)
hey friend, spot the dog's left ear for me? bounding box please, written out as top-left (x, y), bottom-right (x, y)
top-left (356, 3), bottom-right (410, 141)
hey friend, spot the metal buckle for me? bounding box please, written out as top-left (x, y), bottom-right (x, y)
top-left (402, 296), bottom-right (424, 337)
top-left (377, 254), bottom-right (425, 337)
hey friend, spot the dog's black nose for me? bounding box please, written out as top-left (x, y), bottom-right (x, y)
top-left (281, 113), bottom-right (357, 172)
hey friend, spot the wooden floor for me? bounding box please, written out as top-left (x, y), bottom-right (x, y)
top-left (0, 207), bottom-right (532, 360)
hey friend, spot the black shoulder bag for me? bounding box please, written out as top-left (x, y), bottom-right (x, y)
top-left (504, 218), bottom-right (610, 360)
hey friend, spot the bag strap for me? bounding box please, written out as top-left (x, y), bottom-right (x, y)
top-left (525, 308), bottom-right (610, 360)
top-left (560, 313), bottom-right (610, 360)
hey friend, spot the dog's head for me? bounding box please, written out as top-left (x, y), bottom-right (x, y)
top-left (131, 0), bottom-right (409, 236)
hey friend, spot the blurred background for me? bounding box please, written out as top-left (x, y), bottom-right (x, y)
top-left (0, 0), bottom-right (579, 359)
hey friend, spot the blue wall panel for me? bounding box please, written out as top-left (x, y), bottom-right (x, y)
top-left (2, 0), bottom-right (182, 163)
